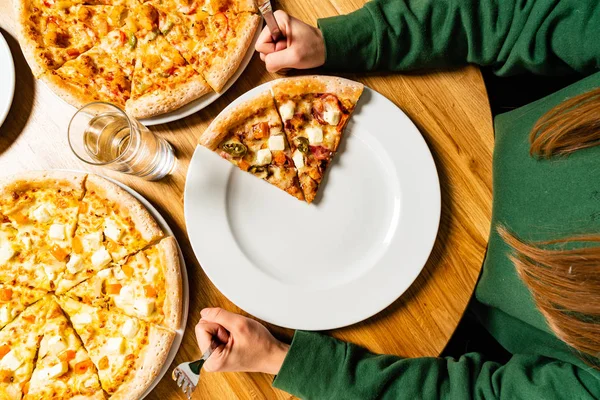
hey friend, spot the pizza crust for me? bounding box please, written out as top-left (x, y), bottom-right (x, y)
top-left (41, 71), bottom-right (109, 110)
top-left (203, 13), bottom-right (261, 92)
top-left (15, 0), bottom-right (48, 78)
top-left (110, 325), bottom-right (175, 400)
top-left (271, 75), bottom-right (364, 103)
top-left (85, 175), bottom-right (164, 243)
top-left (199, 90), bottom-right (274, 149)
top-left (0, 170), bottom-right (86, 199)
top-left (125, 75), bottom-right (212, 118)
top-left (156, 237), bottom-right (182, 331)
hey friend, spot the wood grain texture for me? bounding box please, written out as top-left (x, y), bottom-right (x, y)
top-left (0, 0), bottom-right (493, 398)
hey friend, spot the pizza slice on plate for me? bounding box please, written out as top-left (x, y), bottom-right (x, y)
top-left (42, 46), bottom-right (132, 109)
top-left (63, 237), bottom-right (181, 330)
top-left (272, 76), bottom-right (364, 203)
top-left (17, 2), bottom-right (127, 76)
top-left (0, 297), bottom-right (51, 400)
top-left (25, 300), bottom-right (104, 400)
top-left (55, 175), bottom-right (163, 294)
top-left (126, 33), bottom-right (211, 118)
top-left (199, 91), bottom-right (305, 200)
top-left (0, 171), bottom-right (86, 291)
top-left (157, 9), bottom-right (260, 92)
top-left (0, 284), bottom-right (46, 329)
top-left (57, 296), bottom-right (175, 399)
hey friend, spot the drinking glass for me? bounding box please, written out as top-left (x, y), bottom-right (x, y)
top-left (68, 102), bottom-right (176, 180)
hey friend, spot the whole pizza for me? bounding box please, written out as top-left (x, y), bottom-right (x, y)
top-left (0, 171), bottom-right (182, 399)
top-left (15, 0), bottom-right (261, 118)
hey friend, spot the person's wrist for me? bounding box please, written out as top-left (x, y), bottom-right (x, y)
top-left (262, 340), bottom-right (289, 375)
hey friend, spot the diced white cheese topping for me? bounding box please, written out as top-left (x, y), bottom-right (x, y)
top-left (0, 244), bottom-right (15, 264)
top-left (48, 335), bottom-right (67, 354)
top-left (0, 306), bottom-right (10, 325)
top-left (19, 235), bottom-right (32, 250)
top-left (133, 298), bottom-right (155, 317)
top-left (32, 205), bottom-right (52, 223)
top-left (97, 268), bottom-right (112, 279)
top-left (91, 247), bottom-right (112, 269)
top-left (118, 285), bottom-right (134, 303)
top-left (306, 126), bottom-right (323, 145)
top-left (103, 218), bottom-right (123, 242)
top-left (121, 318), bottom-right (139, 338)
top-left (323, 106), bottom-right (342, 126)
top-left (292, 150), bottom-right (305, 169)
top-left (48, 224), bottom-right (66, 240)
top-left (39, 360), bottom-right (68, 379)
top-left (255, 149), bottom-right (272, 166)
top-left (1, 350), bottom-right (22, 371)
top-left (82, 232), bottom-right (103, 253)
top-left (268, 135), bottom-right (285, 151)
top-left (105, 337), bottom-right (125, 354)
top-left (43, 265), bottom-right (58, 281)
top-left (144, 266), bottom-right (159, 282)
top-left (66, 254), bottom-right (84, 274)
top-left (278, 101), bottom-right (295, 121)
top-left (71, 312), bottom-right (92, 326)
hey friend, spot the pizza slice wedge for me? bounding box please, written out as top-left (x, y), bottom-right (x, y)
top-left (125, 33), bottom-right (211, 118)
top-left (157, 9), bottom-right (260, 92)
top-left (57, 296), bottom-right (175, 399)
top-left (0, 297), bottom-right (52, 400)
top-left (63, 237), bottom-right (182, 330)
top-left (55, 175), bottom-right (163, 295)
top-left (17, 3), bottom-right (128, 77)
top-left (42, 46), bottom-right (133, 109)
top-left (0, 171), bottom-right (86, 291)
top-left (25, 300), bottom-right (104, 400)
top-left (272, 76), bottom-right (364, 203)
top-left (0, 284), bottom-right (47, 330)
top-left (199, 91), bottom-right (304, 200)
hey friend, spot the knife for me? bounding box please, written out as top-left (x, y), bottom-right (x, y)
top-left (258, 0), bottom-right (284, 42)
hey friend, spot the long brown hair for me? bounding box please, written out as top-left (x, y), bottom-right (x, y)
top-left (502, 88), bottom-right (600, 369)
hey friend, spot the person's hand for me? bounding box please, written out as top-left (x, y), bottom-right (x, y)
top-left (194, 307), bottom-right (289, 374)
top-left (255, 10), bottom-right (326, 73)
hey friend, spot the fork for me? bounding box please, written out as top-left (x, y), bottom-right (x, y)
top-left (172, 342), bottom-right (215, 399)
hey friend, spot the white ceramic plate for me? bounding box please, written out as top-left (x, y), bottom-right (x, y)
top-left (0, 31), bottom-right (15, 129)
top-left (101, 176), bottom-right (189, 398)
top-left (41, 22), bottom-right (262, 126)
top-left (184, 80), bottom-right (441, 330)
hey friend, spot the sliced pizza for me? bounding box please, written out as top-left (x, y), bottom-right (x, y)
top-left (158, 9), bottom-right (260, 91)
top-left (126, 33), bottom-right (211, 118)
top-left (42, 46), bottom-right (132, 109)
top-left (63, 237), bottom-right (181, 330)
top-left (0, 284), bottom-right (46, 329)
top-left (199, 91), bottom-right (305, 200)
top-left (25, 300), bottom-right (104, 400)
top-left (0, 297), bottom-right (51, 400)
top-left (0, 171), bottom-right (86, 291)
top-left (55, 175), bottom-right (163, 294)
top-left (57, 296), bottom-right (175, 399)
top-left (272, 76), bottom-right (364, 203)
top-left (17, 2), bottom-right (127, 76)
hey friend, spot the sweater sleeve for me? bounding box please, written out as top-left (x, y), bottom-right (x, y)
top-left (317, 0), bottom-right (600, 76)
top-left (272, 331), bottom-right (600, 400)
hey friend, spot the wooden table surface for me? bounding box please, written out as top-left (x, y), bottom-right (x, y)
top-left (0, 0), bottom-right (494, 398)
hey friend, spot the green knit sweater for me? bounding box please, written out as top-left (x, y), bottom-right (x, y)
top-left (272, 1), bottom-right (600, 399)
